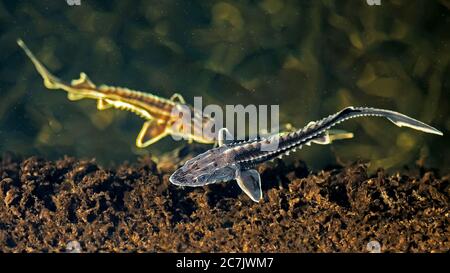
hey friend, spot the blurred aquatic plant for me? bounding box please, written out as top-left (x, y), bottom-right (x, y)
top-left (0, 0), bottom-right (448, 172)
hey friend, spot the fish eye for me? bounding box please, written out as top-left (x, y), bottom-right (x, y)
top-left (196, 174), bottom-right (209, 183)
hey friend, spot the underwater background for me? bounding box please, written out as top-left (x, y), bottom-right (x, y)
top-left (0, 0), bottom-right (449, 172)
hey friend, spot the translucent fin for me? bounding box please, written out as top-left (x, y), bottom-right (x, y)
top-left (338, 107), bottom-right (443, 136)
top-left (385, 112), bottom-right (443, 136)
top-left (136, 120), bottom-right (169, 148)
top-left (218, 128), bottom-right (233, 146)
top-left (312, 129), bottom-right (354, 145)
top-left (236, 169), bottom-right (262, 202)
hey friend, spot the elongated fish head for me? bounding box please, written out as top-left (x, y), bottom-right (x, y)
top-left (169, 146), bottom-right (236, 187)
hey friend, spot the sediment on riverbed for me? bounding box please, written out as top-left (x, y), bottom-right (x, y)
top-left (0, 154), bottom-right (448, 252)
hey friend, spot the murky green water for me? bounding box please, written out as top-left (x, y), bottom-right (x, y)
top-left (1, 0), bottom-right (448, 172)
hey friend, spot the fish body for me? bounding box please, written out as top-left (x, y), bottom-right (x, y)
top-left (17, 39), bottom-right (216, 147)
top-left (170, 107), bottom-right (443, 202)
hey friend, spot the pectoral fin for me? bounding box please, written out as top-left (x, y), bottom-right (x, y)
top-left (236, 169), bottom-right (262, 202)
top-left (136, 120), bottom-right (169, 147)
top-left (312, 129), bottom-right (354, 145)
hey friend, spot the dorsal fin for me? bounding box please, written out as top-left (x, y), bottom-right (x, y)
top-left (218, 128), bottom-right (233, 146)
top-left (71, 72), bottom-right (96, 89)
top-left (170, 93), bottom-right (185, 104)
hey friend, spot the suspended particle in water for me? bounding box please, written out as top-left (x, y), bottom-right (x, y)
top-left (366, 240), bottom-right (381, 253)
top-left (66, 240), bottom-right (82, 253)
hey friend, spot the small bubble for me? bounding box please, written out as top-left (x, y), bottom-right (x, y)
top-left (366, 240), bottom-right (381, 253)
top-left (66, 240), bottom-right (82, 253)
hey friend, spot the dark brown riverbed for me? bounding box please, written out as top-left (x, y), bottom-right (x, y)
top-left (0, 153), bottom-right (448, 253)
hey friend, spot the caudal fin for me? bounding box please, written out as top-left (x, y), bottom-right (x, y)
top-left (354, 107), bottom-right (443, 136)
top-left (384, 112), bottom-right (443, 135)
top-left (17, 38), bottom-right (66, 89)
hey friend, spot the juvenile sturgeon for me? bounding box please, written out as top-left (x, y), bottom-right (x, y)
top-left (17, 39), bottom-right (216, 147)
top-left (169, 107), bottom-right (443, 202)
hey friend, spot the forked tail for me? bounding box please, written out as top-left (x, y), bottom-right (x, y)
top-left (250, 106), bottom-right (444, 164)
top-left (288, 106), bottom-right (443, 149)
top-left (330, 107), bottom-right (442, 135)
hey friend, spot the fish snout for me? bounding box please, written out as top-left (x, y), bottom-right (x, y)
top-left (169, 168), bottom-right (188, 186)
